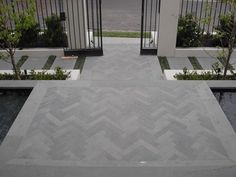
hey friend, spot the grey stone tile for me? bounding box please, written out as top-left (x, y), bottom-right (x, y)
top-left (51, 58), bottom-right (76, 70)
top-left (81, 38), bottom-right (163, 80)
top-left (197, 57), bottom-right (222, 70)
top-left (0, 57), bottom-right (20, 70)
top-left (167, 57), bottom-right (193, 70)
top-left (21, 57), bottom-right (48, 70)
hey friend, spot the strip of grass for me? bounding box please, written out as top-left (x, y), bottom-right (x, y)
top-left (42, 55), bottom-right (56, 69)
top-left (188, 56), bottom-right (203, 70)
top-left (217, 57), bottom-right (235, 70)
top-left (158, 56), bottom-right (170, 72)
top-left (74, 56), bottom-right (86, 73)
top-left (94, 31), bottom-right (151, 38)
top-left (16, 55), bottom-right (28, 68)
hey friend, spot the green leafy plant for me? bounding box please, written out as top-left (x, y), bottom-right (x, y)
top-left (0, 67), bottom-right (70, 80)
top-left (176, 14), bottom-right (201, 47)
top-left (174, 63), bottom-right (236, 80)
top-left (42, 14), bottom-right (68, 47)
top-left (0, 0), bottom-right (36, 80)
top-left (18, 23), bottom-right (40, 48)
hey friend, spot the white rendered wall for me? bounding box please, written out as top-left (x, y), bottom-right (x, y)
top-left (158, 0), bottom-right (181, 57)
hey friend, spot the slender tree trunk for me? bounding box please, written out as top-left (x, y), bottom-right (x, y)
top-left (223, 20), bottom-right (236, 79)
top-left (9, 49), bottom-right (21, 80)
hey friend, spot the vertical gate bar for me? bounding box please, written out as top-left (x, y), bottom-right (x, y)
top-left (76, 0), bottom-right (82, 48)
top-left (66, 0), bottom-right (72, 49)
top-left (49, 0), bottom-right (53, 15)
top-left (191, 0), bottom-right (194, 13)
top-left (35, 0), bottom-right (40, 24)
top-left (224, 1), bottom-right (227, 14)
top-left (180, 0), bottom-right (184, 17)
top-left (149, 0), bottom-right (153, 47)
top-left (96, 0), bottom-right (100, 48)
top-left (21, 0), bottom-right (24, 10)
top-left (39, 0), bottom-right (45, 29)
top-left (207, 0), bottom-right (214, 33)
top-left (195, 0), bottom-right (199, 17)
top-left (140, 0), bottom-right (145, 52)
top-left (54, 0), bottom-right (58, 16)
top-left (71, 0), bottom-right (77, 49)
top-left (185, 0), bottom-right (189, 15)
top-left (153, 0), bottom-right (158, 47)
top-left (44, 0), bottom-right (49, 17)
top-left (99, 0), bottom-right (103, 51)
top-left (218, 0), bottom-right (223, 26)
top-left (5, 0), bottom-right (13, 30)
top-left (82, 0), bottom-right (87, 48)
top-left (86, 0), bottom-right (91, 48)
top-left (91, 0), bottom-right (96, 48)
top-left (212, 0), bottom-right (218, 33)
top-left (144, 0), bottom-right (148, 48)
top-left (202, 0), bottom-right (208, 34)
top-left (199, 0), bottom-right (204, 26)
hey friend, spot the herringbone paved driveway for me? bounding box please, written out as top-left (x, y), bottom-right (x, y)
top-left (81, 38), bottom-right (163, 80)
top-left (13, 82), bottom-right (235, 163)
top-left (1, 81), bottom-right (236, 177)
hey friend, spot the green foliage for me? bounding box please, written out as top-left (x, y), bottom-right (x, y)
top-left (176, 14), bottom-right (201, 47)
top-left (42, 14), bottom-right (68, 47)
top-left (158, 56), bottom-right (170, 72)
top-left (18, 23), bottom-right (40, 48)
top-left (0, 0), bottom-right (37, 49)
top-left (0, 67), bottom-right (70, 80)
top-left (174, 64), bottom-right (236, 80)
top-left (215, 14), bottom-right (235, 47)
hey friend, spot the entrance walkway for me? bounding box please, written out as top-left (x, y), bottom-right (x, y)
top-left (81, 38), bottom-right (163, 80)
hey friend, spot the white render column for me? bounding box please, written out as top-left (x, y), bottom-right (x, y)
top-left (63, 0), bottom-right (88, 50)
top-left (158, 0), bottom-right (181, 57)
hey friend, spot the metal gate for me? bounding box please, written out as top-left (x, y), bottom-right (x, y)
top-left (64, 0), bottom-right (103, 56)
top-left (140, 0), bottom-right (160, 55)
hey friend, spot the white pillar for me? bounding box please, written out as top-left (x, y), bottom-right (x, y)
top-left (63, 0), bottom-right (88, 50)
top-left (158, 0), bottom-right (181, 57)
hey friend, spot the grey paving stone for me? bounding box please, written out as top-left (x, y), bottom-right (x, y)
top-left (21, 57), bottom-right (48, 69)
top-left (167, 57), bottom-right (193, 70)
top-left (230, 58), bottom-right (236, 69)
top-left (51, 57), bottom-right (76, 69)
top-left (197, 57), bottom-right (222, 70)
top-left (0, 81), bottom-right (236, 177)
top-left (81, 38), bottom-right (163, 80)
top-left (0, 57), bottom-right (20, 70)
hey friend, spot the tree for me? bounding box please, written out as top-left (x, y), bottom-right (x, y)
top-left (216, 0), bottom-right (236, 79)
top-left (0, 0), bottom-right (36, 80)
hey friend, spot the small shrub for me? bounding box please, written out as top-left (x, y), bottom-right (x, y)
top-left (174, 65), bottom-right (236, 80)
top-left (42, 14), bottom-right (68, 47)
top-left (0, 67), bottom-right (70, 80)
top-left (215, 14), bottom-right (234, 47)
top-left (18, 23), bottom-right (40, 48)
top-left (176, 14), bottom-right (201, 47)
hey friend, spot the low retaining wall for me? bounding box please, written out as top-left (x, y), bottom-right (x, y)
top-left (164, 69), bottom-right (235, 80)
top-left (0, 69), bottom-right (80, 80)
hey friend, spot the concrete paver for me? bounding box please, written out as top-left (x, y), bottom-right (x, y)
top-left (0, 58), bottom-right (21, 70)
top-left (0, 81), bottom-right (236, 177)
top-left (167, 57), bottom-right (193, 70)
top-left (197, 57), bottom-right (222, 70)
top-left (21, 57), bottom-right (48, 70)
top-left (81, 38), bottom-right (163, 80)
top-left (51, 57), bottom-right (76, 70)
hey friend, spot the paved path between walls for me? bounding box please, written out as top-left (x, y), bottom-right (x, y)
top-left (81, 38), bottom-right (163, 81)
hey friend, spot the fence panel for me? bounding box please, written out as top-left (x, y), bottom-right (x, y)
top-left (180, 0), bottom-right (231, 33)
